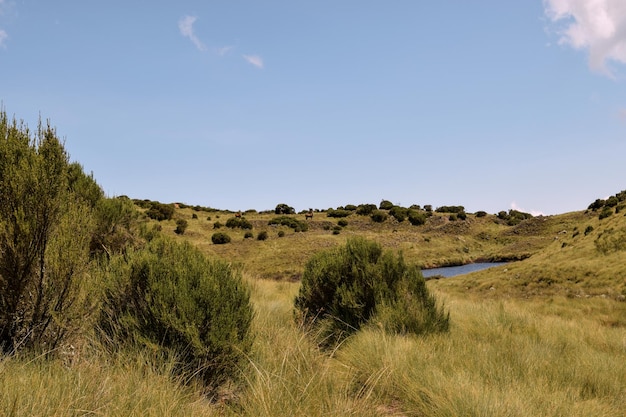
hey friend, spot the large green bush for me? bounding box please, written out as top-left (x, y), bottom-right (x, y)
top-left (98, 236), bottom-right (253, 392)
top-left (294, 237), bottom-right (449, 347)
top-left (0, 112), bottom-right (99, 353)
top-left (268, 216), bottom-right (309, 232)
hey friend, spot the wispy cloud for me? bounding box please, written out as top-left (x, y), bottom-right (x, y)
top-left (242, 54), bottom-right (264, 69)
top-left (544, 0), bottom-right (626, 77)
top-left (178, 15), bottom-right (206, 51)
top-left (0, 29), bottom-right (7, 48)
top-left (217, 45), bottom-right (233, 56)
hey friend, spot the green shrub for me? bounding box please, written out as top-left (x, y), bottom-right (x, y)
top-left (274, 203), bottom-right (295, 214)
top-left (211, 232), bottom-right (231, 244)
top-left (191, 213), bottom-right (198, 219)
top-left (326, 209), bottom-right (351, 218)
top-left (337, 219), bottom-right (348, 227)
top-left (379, 200), bottom-right (394, 210)
top-left (98, 237), bottom-right (253, 393)
top-left (213, 221), bottom-right (223, 229)
top-left (145, 202), bottom-right (175, 221)
top-left (175, 219), bottom-right (188, 235)
top-left (244, 231), bottom-right (254, 239)
top-left (370, 210), bottom-right (388, 223)
top-left (584, 225), bottom-right (594, 236)
top-left (407, 210), bottom-right (426, 226)
top-left (268, 216), bottom-right (309, 232)
top-left (389, 206), bottom-right (408, 222)
top-left (257, 230), bottom-right (269, 241)
top-left (475, 211), bottom-right (487, 217)
top-left (226, 217), bottom-right (253, 229)
top-left (436, 205), bottom-right (465, 214)
top-left (599, 207), bottom-right (614, 220)
top-left (356, 204), bottom-right (377, 216)
top-left (278, 230), bottom-right (285, 238)
top-left (294, 237), bottom-right (449, 347)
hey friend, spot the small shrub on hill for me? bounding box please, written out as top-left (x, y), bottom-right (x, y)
top-left (268, 216), bottom-right (309, 232)
top-left (389, 206), bottom-right (408, 222)
top-left (408, 210), bottom-right (427, 226)
top-left (211, 232), bottom-right (231, 244)
top-left (98, 237), bottom-right (253, 393)
top-left (226, 217), bottom-right (253, 229)
top-left (145, 202), bottom-right (175, 221)
top-left (356, 204), bottom-right (377, 216)
top-left (175, 219), bottom-right (188, 235)
top-left (337, 219), bottom-right (348, 227)
top-left (371, 210), bottom-right (388, 223)
top-left (327, 209), bottom-right (351, 218)
top-left (274, 203), bottom-right (295, 215)
top-left (379, 200), bottom-right (394, 210)
top-left (294, 237), bottom-right (449, 347)
top-left (599, 207), bottom-right (614, 220)
top-left (257, 230), bottom-right (268, 241)
top-left (244, 231), bottom-right (254, 239)
top-left (475, 211), bottom-right (487, 217)
top-left (436, 205), bottom-right (465, 214)
top-left (213, 221), bottom-right (223, 229)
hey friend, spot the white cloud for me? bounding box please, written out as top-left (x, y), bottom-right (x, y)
top-left (544, 0), bottom-right (626, 76)
top-left (178, 15), bottom-right (206, 51)
top-left (0, 29), bottom-right (6, 48)
top-left (217, 45), bottom-right (233, 56)
top-left (242, 54), bottom-right (264, 69)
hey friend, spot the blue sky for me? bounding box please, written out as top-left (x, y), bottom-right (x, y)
top-left (1, 1), bottom-right (625, 215)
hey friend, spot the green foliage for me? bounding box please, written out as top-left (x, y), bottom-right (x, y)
top-left (0, 111), bottom-right (97, 353)
top-left (90, 196), bottom-right (140, 258)
top-left (370, 210), bottom-right (388, 223)
top-left (344, 204), bottom-right (357, 211)
top-left (211, 232), bottom-right (231, 244)
top-left (257, 231), bottom-right (269, 241)
top-left (244, 231), bottom-right (254, 239)
top-left (175, 219), bottom-right (188, 235)
top-left (327, 209), bottom-right (351, 218)
top-left (294, 237), bottom-right (449, 347)
top-left (191, 213), bottom-right (198, 219)
top-left (226, 217), bottom-right (253, 229)
top-left (379, 200), bottom-right (394, 210)
top-left (278, 230), bottom-right (285, 238)
top-left (476, 211), bottom-right (488, 217)
top-left (213, 221), bottom-right (223, 229)
top-left (337, 219), bottom-right (348, 227)
top-left (599, 207), bottom-right (613, 220)
top-left (268, 216), bottom-right (309, 232)
top-left (355, 204), bottom-right (377, 216)
top-left (436, 205), bottom-right (465, 214)
top-left (98, 237), bottom-right (253, 392)
top-left (274, 203), bottom-right (295, 215)
top-left (145, 202), bottom-right (175, 221)
top-left (407, 210), bottom-right (427, 226)
top-left (389, 206), bottom-right (408, 222)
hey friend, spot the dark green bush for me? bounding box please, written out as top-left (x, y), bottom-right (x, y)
top-left (226, 217), bottom-right (253, 230)
top-left (436, 205), bottom-right (465, 214)
top-left (370, 210), bottom-right (388, 223)
top-left (192, 213), bottom-right (198, 219)
top-left (327, 209), bottom-right (351, 218)
top-left (213, 221), bottom-right (223, 229)
top-left (337, 219), bottom-right (348, 227)
top-left (294, 237), bottom-right (449, 347)
top-left (274, 203), bottom-right (295, 215)
top-left (356, 204), bottom-right (377, 216)
top-left (211, 232), bottom-right (231, 244)
top-left (278, 230), bottom-right (285, 238)
top-left (407, 210), bottom-right (426, 226)
top-left (379, 200), bottom-right (394, 210)
top-left (257, 230), bottom-right (268, 241)
top-left (599, 207), bottom-right (614, 220)
top-left (584, 225), bottom-right (594, 236)
top-left (244, 231), bottom-right (254, 239)
top-left (389, 206), bottom-right (408, 222)
top-left (344, 204), bottom-right (357, 211)
top-left (175, 219), bottom-right (188, 235)
top-left (475, 211), bottom-right (487, 218)
top-left (98, 237), bottom-right (253, 393)
top-left (268, 216), bottom-right (309, 232)
top-left (146, 202), bottom-right (175, 221)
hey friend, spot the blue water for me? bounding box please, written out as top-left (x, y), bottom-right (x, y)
top-left (421, 262), bottom-right (508, 278)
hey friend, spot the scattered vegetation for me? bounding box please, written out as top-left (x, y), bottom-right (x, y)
top-left (211, 232), bottom-right (231, 244)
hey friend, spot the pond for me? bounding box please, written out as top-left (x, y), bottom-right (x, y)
top-left (421, 262), bottom-right (508, 278)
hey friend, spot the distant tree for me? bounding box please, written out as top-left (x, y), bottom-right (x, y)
top-left (356, 204), bottom-right (377, 216)
top-left (274, 203), bottom-right (295, 215)
top-left (379, 200), bottom-right (394, 210)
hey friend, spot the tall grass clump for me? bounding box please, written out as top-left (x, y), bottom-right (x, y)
top-left (98, 236), bottom-right (254, 395)
top-left (294, 237), bottom-right (449, 347)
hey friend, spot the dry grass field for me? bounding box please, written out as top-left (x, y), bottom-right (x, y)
top-left (2, 201), bottom-right (625, 416)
